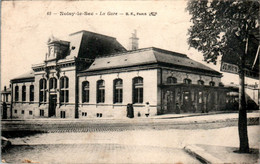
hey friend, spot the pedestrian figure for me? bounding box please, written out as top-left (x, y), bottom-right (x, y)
top-left (145, 102), bottom-right (150, 117)
top-left (126, 103), bottom-right (131, 118)
top-left (127, 103), bottom-right (134, 118)
top-left (2, 102), bottom-right (7, 119)
top-left (176, 103), bottom-right (180, 114)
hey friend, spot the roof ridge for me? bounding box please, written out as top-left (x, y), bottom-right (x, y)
top-left (151, 47), bottom-right (188, 58)
top-left (95, 47), bottom-right (154, 59)
top-left (69, 30), bottom-right (116, 40)
top-left (94, 47), bottom-right (189, 59)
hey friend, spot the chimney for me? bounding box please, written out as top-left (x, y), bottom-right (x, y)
top-left (128, 30), bottom-right (139, 50)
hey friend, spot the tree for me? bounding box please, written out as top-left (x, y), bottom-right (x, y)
top-left (186, 0), bottom-right (259, 153)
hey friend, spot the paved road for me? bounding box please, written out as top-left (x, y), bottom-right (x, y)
top-left (2, 144), bottom-right (200, 163)
top-left (2, 126), bottom-right (259, 163)
top-left (2, 112), bottom-right (259, 136)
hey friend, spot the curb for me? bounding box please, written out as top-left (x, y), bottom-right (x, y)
top-left (184, 145), bottom-right (223, 164)
top-left (1, 137), bottom-right (12, 150)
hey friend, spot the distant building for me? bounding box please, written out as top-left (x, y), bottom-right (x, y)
top-left (1, 85), bottom-right (11, 119)
top-left (8, 30), bottom-right (234, 119)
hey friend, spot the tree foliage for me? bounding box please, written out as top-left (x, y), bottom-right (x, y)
top-left (186, 0), bottom-right (259, 66)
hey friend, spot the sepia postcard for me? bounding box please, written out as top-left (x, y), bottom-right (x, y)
top-left (1, 0), bottom-right (259, 163)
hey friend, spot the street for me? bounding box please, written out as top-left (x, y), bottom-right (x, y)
top-left (2, 126), bottom-right (259, 163)
top-left (1, 112), bottom-right (259, 163)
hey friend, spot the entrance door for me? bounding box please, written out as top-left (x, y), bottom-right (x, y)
top-left (183, 91), bottom-right (191, 113)
top-left (49, 95), bottom-right (57, 117)
top-left (166, 90), bottom-right (175, 113)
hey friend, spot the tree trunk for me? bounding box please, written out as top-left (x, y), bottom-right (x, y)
top-left (238, 51), bottom-right (249, 153)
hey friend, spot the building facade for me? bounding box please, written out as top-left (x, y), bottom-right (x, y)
top-left (8, 30), bottom-right (231, 119)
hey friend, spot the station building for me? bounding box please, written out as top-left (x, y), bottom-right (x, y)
top-left (6, 30), bottom-right (231, 119)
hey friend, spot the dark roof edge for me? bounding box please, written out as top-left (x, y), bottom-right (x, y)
top-left (11, 77), bottom-right (35, 83)
top-left (158, 62), bottom-right (222, 76)
top-left (152, 47), bottom-right (188, 58)
top-left (94, 47), bottom-right (188, 59)
top-left (69, 30), bottom-right (116, 40)
top-left (78, 62), bottom-right (222, 77)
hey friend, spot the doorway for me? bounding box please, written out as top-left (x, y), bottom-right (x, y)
top-left (49, 94), bottom-right (57, 117)
top-left (183, 91), bottom-right (191, 113)
top-left (166, 90), bottom-right (175, 113)
top-left (60, 111), bottom-right (66, 118)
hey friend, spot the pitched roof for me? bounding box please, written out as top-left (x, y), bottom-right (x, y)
top-left (68, 30), bottom-right (126, 59)
top-left (11, 71), bottom-right (35, 81)
top-left (85, 47), bottom-right (221, 75)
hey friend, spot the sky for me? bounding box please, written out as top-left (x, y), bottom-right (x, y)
top-left (1, 0), bottom-right (258, 89)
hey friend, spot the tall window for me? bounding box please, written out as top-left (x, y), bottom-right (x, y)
top-left (197, 80), bottom-right (204, 85)
top-left (167, 77), bottom-right (177, 84)
top-left (114, 79), bottom-right (123, 103)
top-left (209, 81), bottom-right (215, 86)
top-left (22, 85), bottom-right (26, 101)
top-left (15, 86), bottom-right (19, 101)
top-left (97, 80), bottom-right (105, 103)
top-left (30, 85), bottom-right (34, 102)
top-left (49, 77), bottom-right (57, 90)
top-left (60, 76), bottom-right (69, 103)
top-left (133, 77), bottom-right (143, 103)
top-left (39, 78), bottom-right (47, 102)
top-left (184, 78), bottom-right (192, 84)
top-left (82, 81), bottom-right (89, 103)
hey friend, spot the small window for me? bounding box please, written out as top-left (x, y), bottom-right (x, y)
top-left (14, 110), bottom-right (17, 114)
top-left (197, 80), bottom-right (204, 85)
top-left (82, 112), bottom-right (87, 117)
top-left (60, 111), bottom-right (66, 118)
top-left (167, 77), bottom-right (177, 84)
top-left (22, 110), bottom-right (24, 114)
top-left (219, 82), bottom-right (224, 87)
top-left (40, 110), bottom-right (44, 116)
top-left (29, 111), bottom-right (33, 115)
top-left (184, 78), bottom-right (192, 84)
top-left (209, 81), bottom-right (215, 86)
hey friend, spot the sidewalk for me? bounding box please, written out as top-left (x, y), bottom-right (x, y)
top-left (184, 144), bottom-right (259, 164)
top-left (2, 110), bottom-right (259, 123)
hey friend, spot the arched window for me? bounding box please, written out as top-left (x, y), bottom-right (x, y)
top-left (114, 79), bottom-right (123, 103)
top-left (133, 77), bottom-right (143, 103)
top-left (184, 78), bottom-right (192, 84)
top-left (167, 77), bottom-right (177, 84)
top-left (209, 81), bottom-right (215, 86)
top-left (60, 76), bottom-right (69, 103)
top-left (49, 77), bottom-right (57, 90)
top-left (15, 86), bottom-right (19, 101)
top-left (82, 81), bottom-right (89, 103)
top-left (22, 85), bottom-right (26, 101)
top-left (197, 80), bottom-right (204, 85)
top-left (30, 85), bottom-right (34, 102)
top-left (97, 80), bottom-right (105, 103)
top-left (39, 78), bottom-right (47, 102)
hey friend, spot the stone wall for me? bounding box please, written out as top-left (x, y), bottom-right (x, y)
top-left (78, 69), bottom-right (158, 118)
